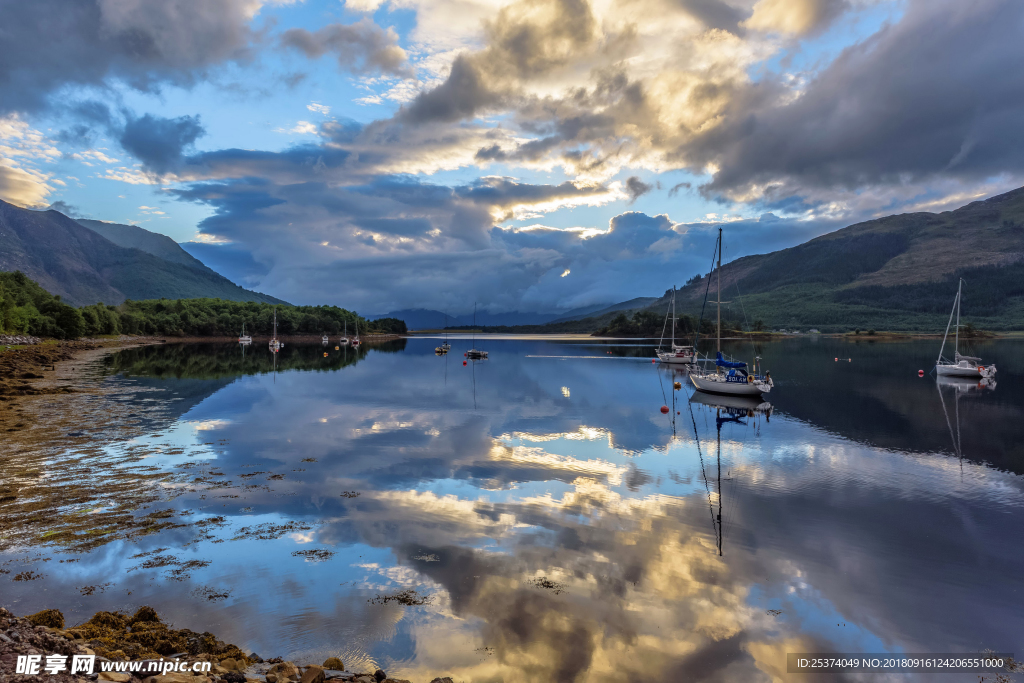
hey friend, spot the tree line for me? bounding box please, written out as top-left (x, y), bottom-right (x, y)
top-left (0, 271), bottom-right (406, 339)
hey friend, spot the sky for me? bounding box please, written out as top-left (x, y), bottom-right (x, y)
top-left (1, 0), bottom-right (1023, 315)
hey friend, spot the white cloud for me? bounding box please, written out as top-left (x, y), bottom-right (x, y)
top-left (307, 102), bottom-right (331, 115)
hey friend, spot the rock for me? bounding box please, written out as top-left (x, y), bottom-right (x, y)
top-left (223, 672), bottom-right (247, 683)
top-left (267, 662), bottom-right (300, 682)
top-left (373, 671), bottom-right (386, 683)
top-left (220, 658), bottom-right (241, 671)
top-left (354, 677), bottom-right (375, 683)
top-left (299, 666), bottom-right (325, 683)
top-left (266, 675), bottom-right (278, 683)
top-left (322, 658), bottom-right (344, 671)
top-left (99, 673), bottom-right (132, 682)
top-left (26, 608), bottom-right (65, 628)
top-left (143, 675), bottom-right (211, 683)
top-left (249, 653), bottom-right (264, 664)
top-left (429, 678), bottom-right (455, 683)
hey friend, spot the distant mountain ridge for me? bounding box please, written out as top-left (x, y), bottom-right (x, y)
top-left (0, 200), bottom-right (287, 306)
top-left (488, 186), bottom-right (1024, 333)
top-left (375, 301), bottom-right (635, 330)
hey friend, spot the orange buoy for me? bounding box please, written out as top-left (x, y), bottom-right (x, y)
top-left (660, 406), bottom-right (669, 414)
top-left (918, 369), bottom-right (924, 376)
top-left (323, 352), bottom-right (328, 357)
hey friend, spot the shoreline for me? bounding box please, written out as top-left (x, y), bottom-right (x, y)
top-left (0, 606), bottom-right (429, 683)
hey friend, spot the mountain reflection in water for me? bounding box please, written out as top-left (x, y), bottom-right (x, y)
top-left (3, 336), bottom-right (1022, 682)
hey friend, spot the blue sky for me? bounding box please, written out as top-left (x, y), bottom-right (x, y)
top-left (2, 0), bottom-right (1023, 314)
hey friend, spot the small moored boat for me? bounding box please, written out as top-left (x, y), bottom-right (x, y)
top-left (935, 279), bottom-right (996, 380)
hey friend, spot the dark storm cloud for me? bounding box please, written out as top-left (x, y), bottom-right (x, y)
top-left (687, 0), bottom-right (1024, 201)
top-left (677, 0), bottom-right (745, 32)
top-left (120, 113), bottom-right (205, 174)
top-left (396, 56), bottom-right (503, 124)
top-left (279, 20), bottom-right (411, 77)
top-left (625, 176), bottom-right (653, 202)
top-left (0, 0), bottom-right (262, 114)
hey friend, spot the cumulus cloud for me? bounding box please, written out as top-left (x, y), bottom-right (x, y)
top-left (742, 0), bottom-right (849, 35)
top-left (686, 0), bottom-right (1024, 207)
top-left (0, 0), bottom-right (266, 115)
top-left (280, 20), bottom-right (411, 76)
top-left (119, 113), bottom-right (205, 175)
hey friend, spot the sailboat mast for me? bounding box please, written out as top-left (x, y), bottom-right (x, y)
top-left (717, 417), bottom-right (722, 557)
top-left (954, 278), bottom-right (962, 358)
top-left (671, 286), bottom-right (676, 348)
top-left (716, 227), bottom-right (722, 355)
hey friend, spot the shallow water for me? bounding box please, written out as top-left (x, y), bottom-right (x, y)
top-left (3, 335), bottom-right (1024, 682)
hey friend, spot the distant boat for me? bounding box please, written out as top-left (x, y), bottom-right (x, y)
top-left (340, 320), bottom-right (350, 346)
top-left (657, 286), bottom-right (695, 364)
top-left (351, 320), bottom-right (361, 347)
top-left (465, 303), bottom-right (487, 359)
top-left (689, 227), bottom-right (772, 396)
top-left (269, 308), bottom-right (282, 353)
top-left (322, 333), bottom-right (329, 344)
top-left (935, 279), bottom-right (996, 379)
top-left (239, 323), bottom-right (252, 345)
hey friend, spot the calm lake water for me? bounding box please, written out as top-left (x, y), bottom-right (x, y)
top-left (4, 335), bottom-right (1024, 682)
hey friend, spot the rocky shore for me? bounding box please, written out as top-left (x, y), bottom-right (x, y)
top-left (0, 608), bottom-right (453, 683)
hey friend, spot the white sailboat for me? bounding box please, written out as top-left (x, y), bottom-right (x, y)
top-left (436, 311), bottom-right (450, 354)
top-left (690, 227), bottom-right (773, 397)
top-left (340, 320), bottom-right (350, 346)
top-left (935, 279), bottom-right (996, 379)
top-left (238, 322), bottom-right (252, 345)
top-left (269, 309), bottom-right (282, 353)
top-left (657, 286), bottom-right (695, 364)
top-left (466, 303), bottom-right (488, 359)
top-left (351, 319), bottom-right (361, 347)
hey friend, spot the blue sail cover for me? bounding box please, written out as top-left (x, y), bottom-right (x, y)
top-left (715, 352), bottom-right (747, 369)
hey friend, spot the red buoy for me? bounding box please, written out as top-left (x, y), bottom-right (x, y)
top-left (463, 361), bottom-right (468, 366)
top-left (652, 358), bottom-right (656, 363)
top-left (835, 357), bottom-right (838, 361)
top-left (660, 405), bottom-right (669, 414)
top-left (918, 369), bottom-right (924, 376)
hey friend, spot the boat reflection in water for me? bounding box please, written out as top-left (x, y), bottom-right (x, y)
top-left (685, 389), bottom-right (772, 557)
top-left (936, 373), bottom-right (995, 462)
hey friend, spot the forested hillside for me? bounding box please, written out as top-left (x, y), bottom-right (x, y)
top-left (0, 271), bottom-right (405, 340)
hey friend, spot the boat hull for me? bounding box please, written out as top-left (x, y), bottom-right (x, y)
top-left (936, 363), bottom-right (996, 379)
top-left (690, 373), bottom-right (770, 396)
top-left (657, 351), bottom-right (695, 364)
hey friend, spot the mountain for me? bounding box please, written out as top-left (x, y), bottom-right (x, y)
top-left (0, 200), bottom-right (286, 306)
top-left (604, 187), bottom-right (1024, 332)
top-left (76, 219), bottom-right (212, 270)
top-left (374, 304), bottom-right (621, 330)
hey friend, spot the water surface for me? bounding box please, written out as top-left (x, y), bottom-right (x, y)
top-left (3, 335), bottom-right (1023, 682)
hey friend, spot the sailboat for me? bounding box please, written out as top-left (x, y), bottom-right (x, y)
top-left (238, 322), bottom-right (252, 345)
top-left (322, 332), bottom-right (329, 344)
top-left (935, 279), bottom-right (996, 379)
top-left (340, 320), bottom-right (350, 346)
top-left (657, 286), bottom-right (695, 364)
top-left (351, 319), bottom-right (361, 347)
top-left (466, 303), bottom-right (488, 359)
top-left (436, 311), bottom-right (450, 354)
top-left (690, 227), bottom-right (773, 396)
top-left (269, 309), bottom-right (282, 353)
